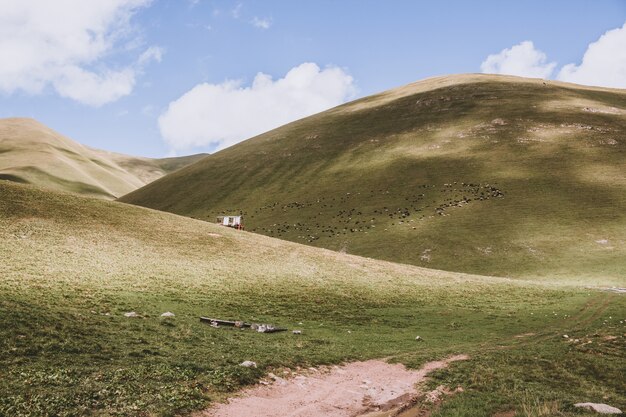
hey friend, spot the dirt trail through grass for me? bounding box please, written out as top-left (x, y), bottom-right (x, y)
top-left (198, 355), bottom-right (469, 417)
top-left (198, 293), bottom-right (620, 417)
top-left (574, 294), bottom-right (615, 328)
top-left (467, 293), bottom-right (618, 355)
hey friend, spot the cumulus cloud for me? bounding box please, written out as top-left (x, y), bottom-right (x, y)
top-left (251, 16), bottom-right (272, 29)
top-left (159, 63), bottom-right (356, 152)
top-left (557, 23), bottom-right (626, 89)
top-left (480, 41), bottom-right (556, 79)
top-left (0, 0), bottom-right (159, 106)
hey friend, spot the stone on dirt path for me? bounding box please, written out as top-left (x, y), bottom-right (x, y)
top-left (574, 403), bottom-right (622, 414)
top-left (239, 361), bottom-right (257, 368)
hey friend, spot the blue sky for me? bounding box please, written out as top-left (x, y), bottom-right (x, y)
top-left (1, 0), bottom-right (625, 157)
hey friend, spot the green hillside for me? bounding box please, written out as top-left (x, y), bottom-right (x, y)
top-left (1, 180), bottom-right (624, 416)
top-left (120, 74), bottom-right (626, 282)
top-left (0, 118), bottom-right (206, 199)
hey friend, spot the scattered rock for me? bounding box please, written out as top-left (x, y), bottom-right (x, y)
top-left (292, 330), bottom-right (302, 335)
top-left (250, 323), bottom-right (286, 333)
top-left (574, 403), bottom-right (622, 414)
top-left (425, 385), bottom-right (449, 403)
top-left (563, 334), bottom-right (569, 339)
top-left (415, 336), bottom-right (423, 341)
top-left (255, 324), bottom-right (270, 333)
top-left (124, 311), bottom-right (139, 318)
top-left (161, 311), bottom-right (175, 317)
top-left (239, 361), bottom-right (257, 368)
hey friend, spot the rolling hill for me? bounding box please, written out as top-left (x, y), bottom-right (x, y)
top-left (0, 118), bottom-right (206, 199)
top-left (120, 74), bottom-right (626, 282)
top-left (1, 179), bottom-right (623, 416)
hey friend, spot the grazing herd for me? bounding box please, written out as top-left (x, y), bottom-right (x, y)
top-left (209, 182), bottom-right (504, 243)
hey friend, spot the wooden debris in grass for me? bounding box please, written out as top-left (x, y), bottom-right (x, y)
top-left (200, 317), bottom-right (288, 333)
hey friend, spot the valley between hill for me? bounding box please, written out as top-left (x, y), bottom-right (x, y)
top-left (1, 180), bottom-right (623, 416)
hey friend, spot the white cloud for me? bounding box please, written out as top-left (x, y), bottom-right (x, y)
top-left (557, 23), bottom-right (626, 89)
top-left (251, 16), bottom-right (272, 30)
top-left (0, 0), bottom-right (158, 106)
top-left (53, 66), bottom-right (136, 106)
top-left (231, 3), bottom-right (243, 18)
top-left (138, 46), bottom-right (163, 66)
top-left (480, 41), bottom-right (556, 79)
top-left (141, 104), bottom-right (155, 117)
top-left (158, 63), bottom-right (356, 152)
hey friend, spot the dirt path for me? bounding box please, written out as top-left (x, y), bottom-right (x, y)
top-left (479, 293), bottom-right (616, 352)
top-left (196, 355), bottom-right (468, 417)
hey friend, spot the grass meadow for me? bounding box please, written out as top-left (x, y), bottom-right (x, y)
top-left (1, 181), bottom-right (624, 416)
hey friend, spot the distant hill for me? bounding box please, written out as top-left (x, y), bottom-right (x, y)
top-left (120, 74), bottom-right (626, 281)
top-left (0, 118), bottom-right (206, 199)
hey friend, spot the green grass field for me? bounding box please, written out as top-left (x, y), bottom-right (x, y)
top-left (1, 181), bottom-right (623, 416)
top-left (120, 74), bottom-right (626, 283)
top-left (0, 118), bottom-right (206, 199)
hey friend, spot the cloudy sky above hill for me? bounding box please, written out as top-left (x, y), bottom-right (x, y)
top-left (1, 0), bottom-right (625, 156)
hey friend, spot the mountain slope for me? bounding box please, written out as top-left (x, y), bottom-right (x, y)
top-left (120, 74), bottom-right (626, 281)
top-left (2, 179), bottom-right (624, 416)
top-left (0, 118), bottom-right (206, 198)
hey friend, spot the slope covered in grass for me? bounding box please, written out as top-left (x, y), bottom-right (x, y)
top-left (1, 180), bottom-right (624, 416)
top-left (121, 74), bottom-right (626, 282)
top-left (0, 118), bottom-right (206, 199)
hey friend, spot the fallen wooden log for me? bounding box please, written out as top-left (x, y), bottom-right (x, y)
top-left (200, 317), bottom-right (288, 333)
top-left (200, 317), bottom-right (250, 327)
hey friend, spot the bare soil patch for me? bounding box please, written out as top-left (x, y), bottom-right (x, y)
top-left (198, 355), bottom-right (468, 417)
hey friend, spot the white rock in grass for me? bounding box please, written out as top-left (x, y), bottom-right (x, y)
top-left (415, 336), bottom-right (423, 341)
top-left (124, 311), bottom-right (139, 318)
top-left (161, 312), bottom-right (175, 317)
top-left (239, 361), bottom-right (257, 368)
top-left (574, 403), bottom-right (622, 414)
top-left (292, 330), bottom-right (302, 335)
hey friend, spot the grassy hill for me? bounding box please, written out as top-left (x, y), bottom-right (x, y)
top-left (0, 118), bottom-right (206, 199)
top-left (1, 180), bottom-right (624, 416)
top-left (120, 74), bottom-right (626, 282)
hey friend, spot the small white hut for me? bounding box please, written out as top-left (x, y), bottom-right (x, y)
top-left (216, 215), bottom-right (244, 229)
